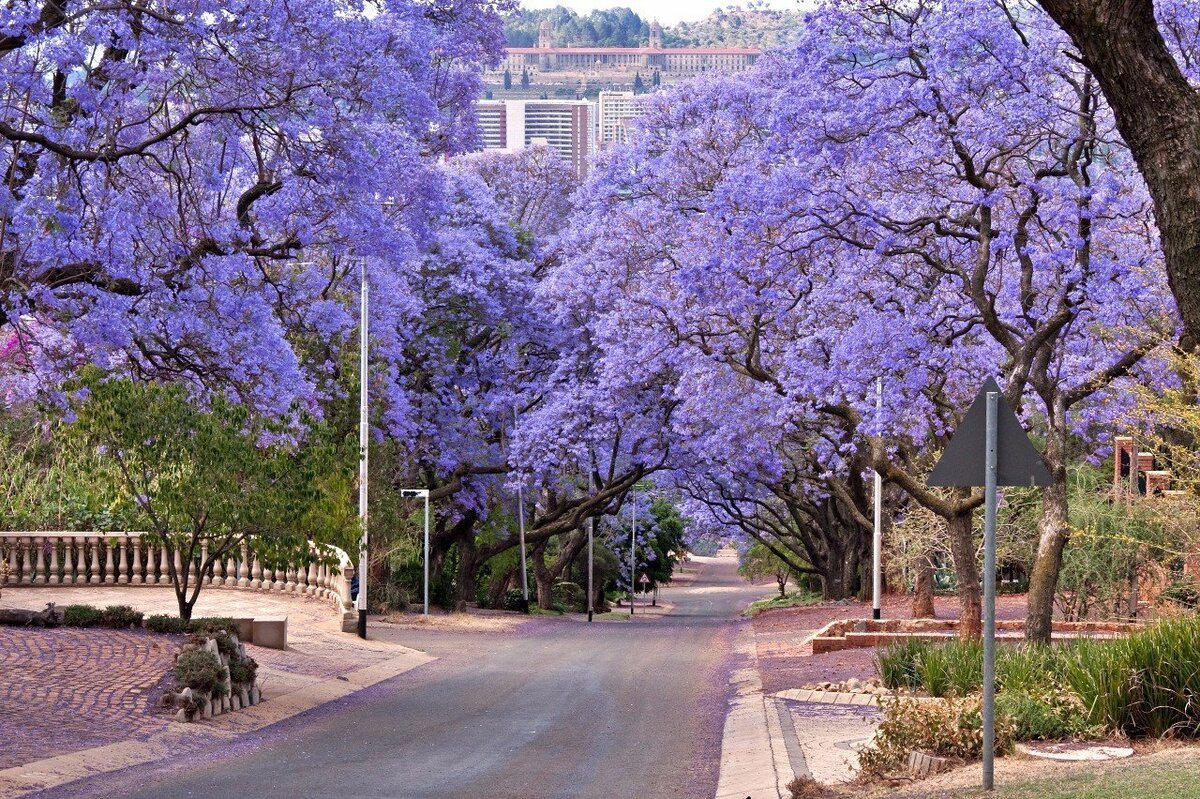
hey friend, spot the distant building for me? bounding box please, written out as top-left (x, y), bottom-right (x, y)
top-left (473, 99), bottom-right (597, 177)
top-left (496, 19), bottom-right (761, 80)
top-left (598, 90), bottom-right (651, 148)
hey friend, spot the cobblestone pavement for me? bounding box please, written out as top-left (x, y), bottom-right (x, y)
top-left (0, 586), bottom-right (415, 777)
top-left (0, 627), bottom-right (178, 769)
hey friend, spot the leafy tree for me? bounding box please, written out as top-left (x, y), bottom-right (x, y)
top-left (633, 72), bottom-right (644, 94)
top-left (504, 69), bottom-right (512, 90)
top-left (739, 541), bottom-right (803, 598)
top-left (522, 67), bottom-right (531, 88)
top-left (1035, 1), bottom-right (1200, 346)
top-left (70, 376), bottom-right (358, 620)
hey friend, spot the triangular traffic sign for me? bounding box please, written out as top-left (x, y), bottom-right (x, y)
top-left (928, 377), bottom-right (1052, 488)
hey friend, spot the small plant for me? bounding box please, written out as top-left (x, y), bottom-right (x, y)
top-left (61, 604), bottom-right (103, 627)
top-left (188, 617), bottom-right (238, 636)
top-left (174, 649), bottom-right (227, 697)
top-left (786, 775), bottom-right (833, 798)
top-left (145, 614), bottom-right (190, 634)
top-left (100, 605), bottom-right (144, 629)
top-left (858, 696), bottom-right (1014, 777)
top-left (228, 655), bottom-right (259, 687)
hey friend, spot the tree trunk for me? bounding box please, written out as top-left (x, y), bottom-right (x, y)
top-left (821, 540), bottom-right (851, 600)
top-left (911, 551), bottom-right (936, 619)
top-left (1036, 0), bottom-right (1200, 344)
top-left (1026, 477), bottom-right (1070, 644)
top-left (945, 511), bottom-right (981, 640)
top-left (455, 533), bottom-right (477, 612)
top-left (531, 541), bottom-right (553, 610)
top-left (487, 565), bottom-right (516, 609)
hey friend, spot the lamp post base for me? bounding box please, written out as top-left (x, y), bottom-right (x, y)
top-left (357, 609), bottom-right (367, 639)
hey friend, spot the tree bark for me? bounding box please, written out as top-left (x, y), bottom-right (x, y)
top-left (946, 510), bottom-right (982, 640)
top-left (531, 540), bottom-right (553, 610)
top-left (1036, 0), bottom-right (1200, 343)
top-left (912, 551), bottom-right (937, 619)
top-left (1026, 477), bottom-right (1071, 644)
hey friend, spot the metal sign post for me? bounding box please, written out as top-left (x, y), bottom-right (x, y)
top-left (928, 377), bottom-right (1050, 792)
top-left (629, 499), bottom-right (636, 616)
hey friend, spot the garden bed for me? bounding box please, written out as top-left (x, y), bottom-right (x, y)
top-left (811, 617), bottom-right (1140, 654)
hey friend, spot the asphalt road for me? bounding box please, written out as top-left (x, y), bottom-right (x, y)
top-left (49, 555), bottom-right (767, 799)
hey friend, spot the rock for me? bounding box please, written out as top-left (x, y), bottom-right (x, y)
top-left (221, 695), bottom-right (230, 713)
top-left (175, 708), bottom-right (190, 723)
top-left (249, 687), bottom-right (260, 705)
top-left (180, 687), bottom-right (194, 703)
top-left (845, 677), bottom-right (862, 692)
top-left (240, 688), bottom-right (250, 708)
top-left (231, 694), bottom-right (241, 711)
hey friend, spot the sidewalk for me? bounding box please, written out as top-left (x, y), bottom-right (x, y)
top-left (714, 605), bottom-right (885, 797)
top-left (0, 587), bottom-right (431, 798)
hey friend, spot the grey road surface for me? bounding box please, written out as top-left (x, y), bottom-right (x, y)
top-left (43, 555), bottom-right (767, 799)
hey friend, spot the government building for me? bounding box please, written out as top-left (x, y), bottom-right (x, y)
top-left (496, 20), bottom-right (761, 79)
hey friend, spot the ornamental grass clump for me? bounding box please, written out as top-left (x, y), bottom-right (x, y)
top-left (876, 638), bottom-right (928, 690)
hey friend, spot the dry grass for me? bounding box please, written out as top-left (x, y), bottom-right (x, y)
top-left (378, 610), bottom-right (527, 632)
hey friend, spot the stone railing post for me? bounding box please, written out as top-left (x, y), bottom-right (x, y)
top-left (105, 538), bottom-right (117, 584)
top-left (200, 542), bottom-right (210, 586)
top-left (251, 556), bottom-right (263, 590)
top-left (115, 538), bottom-right (128, 584)
top-left (238, 543), bottom-right (250, 588)
top-left (6, 539), bottom-right (18, 585)
top-left (158, 545), bottom-right (171, 585)
top-left (132, 537), bottom-right (144, 584)
top-left (285, 565), bottom-right (297, 594)
top-left (88, 536), bottom-right (101, 584)
top-left (74, 535), bottom-right (87, 585)
top-left (20, 538), bottom-right (32, 584)
top-left (47, 537), bottom-right (60, 585)
top-left (33, 536), bottom-right (47, 585)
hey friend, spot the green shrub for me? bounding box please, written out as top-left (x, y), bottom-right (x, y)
top-left (61, 604), bottom-right (102, 627)
top-left (193, 630), bottom-right (238, 658)
top-left (173, 649), bottom-right (227, 697)
top-left (100, 605), bottom-right (144, 629)
top-left (858, 696), bottom-right (1014, 777)
top-left (228, 655), bottom-right (258, 687)
top-left (996, 684), bottom-right (1099, 741)
top-left (188, 617), bottom-right (238, 636)
top-left (503, 588), bottom-right (527, 612)
top-left (145, 614), bottom-right (190, 634)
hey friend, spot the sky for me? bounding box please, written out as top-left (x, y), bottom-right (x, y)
top-left (516, 1), bottom-right (803, 26)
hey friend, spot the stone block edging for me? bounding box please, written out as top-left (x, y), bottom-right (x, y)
top-left (774, 688), bottom-right (940, 706)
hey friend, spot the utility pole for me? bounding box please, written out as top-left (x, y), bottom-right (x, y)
top-left (873, 376), bottom-right (883, 621)
top-left (357, 258), bottom-right (369, 640)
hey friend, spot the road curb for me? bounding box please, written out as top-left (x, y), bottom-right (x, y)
top-left (713, 622), bottom-right (791, 799)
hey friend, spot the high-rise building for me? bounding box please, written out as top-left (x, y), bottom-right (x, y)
top-left (598, 90), bottom-right (651, 148)
top-left (473, 99), bottom-right (597, 177)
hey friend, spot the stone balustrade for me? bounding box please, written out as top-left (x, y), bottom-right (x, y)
top-left (0, 532), bottom-right (354, 614)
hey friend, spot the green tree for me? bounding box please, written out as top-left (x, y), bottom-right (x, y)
top-left (503, 68), bottom-right (512, 90)
top-left (633, 72), bottom-right (644, 94)
top-left (70, 377), bottom-right (358, 620)
top-left (740, 541), bottom-right (803, 597)
top-left (521, 67), bottom-right (530, 88)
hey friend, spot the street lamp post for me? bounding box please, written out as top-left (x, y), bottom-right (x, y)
top-left (357, 258), bottom-right (369, 640)
top-left (400, 489), bottom-right (432, 615)
top-left (587, 472), bottom-right (595, 623)
top-left (873, 376), bottom-right (883, 621)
